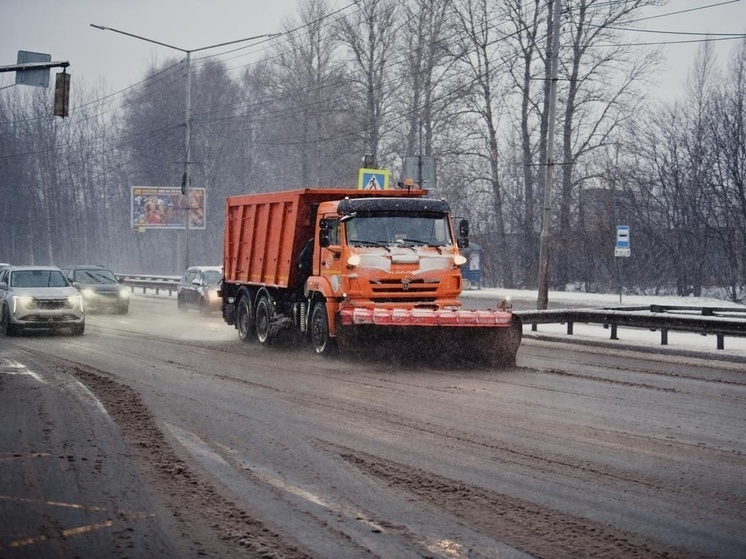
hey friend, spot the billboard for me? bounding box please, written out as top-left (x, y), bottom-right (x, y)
top-left (131, 186), bottom-right (206, 230)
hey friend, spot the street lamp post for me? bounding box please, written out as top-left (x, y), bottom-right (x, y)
top-left (91, 24), bottom-right (277, 272)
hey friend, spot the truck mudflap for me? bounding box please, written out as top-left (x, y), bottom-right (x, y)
top-left (335, 308), bottom-right (522, 368)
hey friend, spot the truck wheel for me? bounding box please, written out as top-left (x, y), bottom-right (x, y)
top-left (310, 302), bottom-right (337, 356)
top-left (255, 293), bottom-right (273, 346)
top-left (236, 295), bottom-right (254, 342)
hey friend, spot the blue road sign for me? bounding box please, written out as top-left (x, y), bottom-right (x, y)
top-left (616, 225), bottom-right (630, 249)
top-left (358, 168), bottom-right (390, 190)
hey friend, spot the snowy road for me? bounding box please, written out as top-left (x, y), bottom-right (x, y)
top-left (1, 294), bottom-right (744, 558)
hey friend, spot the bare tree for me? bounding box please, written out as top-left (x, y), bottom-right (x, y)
top-left (337, 0), bottom-right (399, 168)
top-left (499, 0), bottom-right (547, 287)
top-left (449, 0), bottom-right (514, 285)
top-left (397, 0), bottom-right (456, 160)
top-left (554, 0), bottom-right (658, 289)
top-left (263, 0), bottom-right (358, 186)
top-left (709, 38), bottom-right (746, 300)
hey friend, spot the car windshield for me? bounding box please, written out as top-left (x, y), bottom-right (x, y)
top-left (74, 268), bottom-right (118, 284)
top-left (344, 213), bottom-right (452, 247)
top-left (11, 270), bottom-right (69, 288)
top-left (203, 270), bottom-right (222, 284)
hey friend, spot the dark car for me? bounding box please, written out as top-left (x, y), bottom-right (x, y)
top-left (177, 266), bottom-right (222, 314)
top-left (62, 265), bottom-right (130, 314)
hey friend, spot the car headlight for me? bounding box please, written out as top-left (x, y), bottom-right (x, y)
top-left (119, 287), bottom-right (130, 299)
top-left (81, 287), bottom-right (96, 299)
top-left (68, 294), bottom-right (83, 308)
top-left (207, 287), bottom-right (219, 302)
top-left (13, 295), bottom-right (34, 313)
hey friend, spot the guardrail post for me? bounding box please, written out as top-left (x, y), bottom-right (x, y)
top-left (610, 323), bottom-right (618, 340)
top-left (531, 323), bottom-right (538, 331)
top-left (661, 329), bottom-right (668, 345)
top-left (717, 334), bottom-right (724, 350)
top-left (566, 321), bottom-right (573, 335)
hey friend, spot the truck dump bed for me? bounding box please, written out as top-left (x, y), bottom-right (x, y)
top-left (223, 188), bottom-right (425, 289)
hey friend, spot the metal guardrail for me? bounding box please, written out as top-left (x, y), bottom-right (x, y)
top-left (117, 274), bottom-right (746, 351)
top-left (117, 274), bottom-right (180, 296)
top-left (518, 305), bottom-right (746, 351)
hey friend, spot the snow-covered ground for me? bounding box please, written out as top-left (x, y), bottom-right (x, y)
top-left (462, 288), bottom-right (746, 360)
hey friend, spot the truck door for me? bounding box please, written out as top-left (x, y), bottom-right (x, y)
top-left (318, 217), bottom-right (343, 282)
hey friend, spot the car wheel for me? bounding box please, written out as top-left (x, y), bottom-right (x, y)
top-left (1, 306), bottom-right (19, 336)
top-left (199, 297), bottom-right (211, 316)
top-left (177, 293), bottom-right (187, 312)
top-left (71, 323), bottom-right (85, 336)
top-left (118, 305), bottom-right (129, 315)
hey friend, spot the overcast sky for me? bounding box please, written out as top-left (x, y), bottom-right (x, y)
top-left (1, 0), bottom-right (744, 101)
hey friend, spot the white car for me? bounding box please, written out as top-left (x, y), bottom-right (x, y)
top-left (0, 265), bottom-right (85, 336)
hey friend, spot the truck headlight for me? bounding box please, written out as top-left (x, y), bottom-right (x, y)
top-left (454, 254), bottom-right (467, 266)
top-left (347, 254), bottom-right (361, 268)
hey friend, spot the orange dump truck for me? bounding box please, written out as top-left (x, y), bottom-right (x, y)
top-left (221, 188), bottom-right (522, 367)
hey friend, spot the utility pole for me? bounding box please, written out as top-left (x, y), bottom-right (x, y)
top-left (91, 24), bottom-right (278, 271)
top-left (537, 0), bottom-right (562, 310)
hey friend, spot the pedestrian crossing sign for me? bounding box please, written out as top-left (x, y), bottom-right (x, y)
top-left (358, 168), bottom-right (390, 190)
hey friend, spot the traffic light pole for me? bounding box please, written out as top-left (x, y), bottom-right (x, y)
top-left (0, 61), bottom-right (70, 73)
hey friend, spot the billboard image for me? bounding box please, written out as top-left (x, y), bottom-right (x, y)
top-left (131, 186), bottom-right (206, 230)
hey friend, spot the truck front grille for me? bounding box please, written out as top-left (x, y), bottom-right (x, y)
top-left (367, 279), bottom-right (441, 303)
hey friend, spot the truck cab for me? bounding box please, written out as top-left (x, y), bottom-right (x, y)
top-left (307, 197), bottom-right (467, 319)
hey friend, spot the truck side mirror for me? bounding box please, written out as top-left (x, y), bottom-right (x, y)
top-left (319, 234), bottom-right (330, 248)
top-left (459, 219), bottom-right (469, 238)
top-left (458, 219), bottom-right (469, 248)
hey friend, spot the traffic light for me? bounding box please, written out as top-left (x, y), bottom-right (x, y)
top-left (54, 72), bottom-right (70, 117)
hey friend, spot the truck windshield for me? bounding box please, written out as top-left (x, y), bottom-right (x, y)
top-left (345, 213), bottom-right (452, 247)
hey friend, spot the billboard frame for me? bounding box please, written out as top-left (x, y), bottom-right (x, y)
top-left (131, 186), bottom-right (206, 230)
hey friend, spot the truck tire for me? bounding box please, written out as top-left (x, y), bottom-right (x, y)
top-left (310, 301), bottom-right (337, 356)
top-left (236, 294), bottom-right (255, 342)
top-left (255, 292), bottom-right (274, 346)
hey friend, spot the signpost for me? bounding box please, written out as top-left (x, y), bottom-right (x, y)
top-left (0, 51), bottom-right (71, 117)
top-left (15, 50), bottom-right (51, 87)
top-left (357, 168), bottom-right (390, 190)
top-left (615, 225), bottom-right (630, 302)
top-left (402, 155), bottom-right (436, 190)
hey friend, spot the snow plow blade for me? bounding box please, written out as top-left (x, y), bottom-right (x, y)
top-left (336, 308), bottom-right (522, 368)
